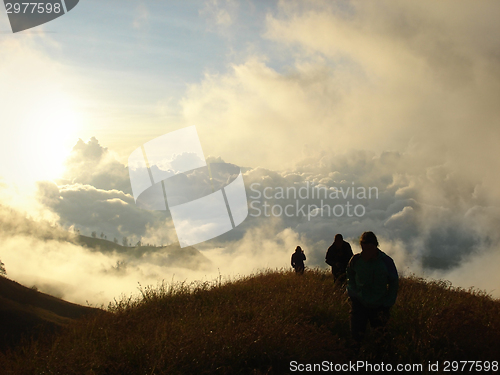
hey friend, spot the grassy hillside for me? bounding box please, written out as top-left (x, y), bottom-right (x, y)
top-left (0, 276), bottom-right (101, 352)
top-left (0, 269), bottom-right (499, 374)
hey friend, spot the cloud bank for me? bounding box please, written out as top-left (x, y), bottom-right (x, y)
top-left (2, 1), bottom-right (500, 304)
top-left (25, 133), bottom-right (500, 303)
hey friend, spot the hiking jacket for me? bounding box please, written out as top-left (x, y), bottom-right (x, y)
top-left (346, 250), bottom-right (398, 309)
top-left (291, 252), bottom-right (306, 269)
top-left (325, 241), bottom-right (353, 272)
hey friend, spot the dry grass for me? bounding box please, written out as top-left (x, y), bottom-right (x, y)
top-left (1, 269), bottom-right (499, 374)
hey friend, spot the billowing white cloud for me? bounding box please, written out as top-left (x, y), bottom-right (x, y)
top-left (0, 201), bottom-right (213, 305)
top-left (183, 1), bottom-right (500, 200)
top-left (173, 1), bottom-right (500, 296)
top-left (1, 232), bottom-right (215, 306)
top-left (36, 180), bottom-right (174, 246)
top-left (62, 137), bottom-right (131, 193)
top-left (34, 132), bottom-right (500, 298)
top-left (4, 137), bottom-right (500, 304)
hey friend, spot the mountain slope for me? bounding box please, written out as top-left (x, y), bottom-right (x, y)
top-left (76, 235), bottom-right (211, 270)
top-left (0, 276), bottom-right (102, 351)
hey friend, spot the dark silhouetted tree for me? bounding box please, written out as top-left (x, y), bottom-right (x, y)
top-left (122, 237), bottom-right (128, 247)
top-left (0, 259), bottom-right (6, 276)
top-left (91, 231), bottom-right (97, 238)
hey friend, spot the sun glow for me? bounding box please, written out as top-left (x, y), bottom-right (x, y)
top-left (13, 93), bottom-right (81, 183)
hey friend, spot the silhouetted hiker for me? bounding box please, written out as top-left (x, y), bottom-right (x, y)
top-left (325, 234), bottom-right (353, 283)
top-left (291, 246), bottom-right (306, 274)
top-left (346, 231), bottom-right (398, 343)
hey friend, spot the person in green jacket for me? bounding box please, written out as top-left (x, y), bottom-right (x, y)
top-left (346, 231), bottom-right (398, 342)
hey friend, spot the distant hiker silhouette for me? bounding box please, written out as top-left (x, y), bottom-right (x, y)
top-left (346, 231), bottom-right (398, 343)
top-left (325, 234), bottom-right (353, 283)
top-left (291, 246), bottom-right (306, 274)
